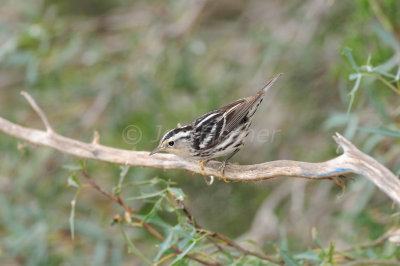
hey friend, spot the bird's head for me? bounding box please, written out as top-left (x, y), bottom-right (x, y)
top-left (150, 125), bottom-right (192, 157)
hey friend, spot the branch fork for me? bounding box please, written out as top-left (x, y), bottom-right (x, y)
top-left (0, 91), bottom-right (399, 204)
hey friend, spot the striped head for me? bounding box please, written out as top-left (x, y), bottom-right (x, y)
top-left (150, 125), bottom-right (193, 157)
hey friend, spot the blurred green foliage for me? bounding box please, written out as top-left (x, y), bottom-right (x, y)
top-left (1, 0), bottom-right (400, 264)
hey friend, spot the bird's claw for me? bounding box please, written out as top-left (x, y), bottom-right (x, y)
top-left (199, 160), bottom-right (215, 186)
top-left (217, 161), bottom-right (230, 183)
top-left (331, 175), bottom-right (347, 199)
top-left (198, 160), bottom-right (206, 176)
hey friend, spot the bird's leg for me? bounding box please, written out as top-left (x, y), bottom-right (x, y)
top-left (198, 159), bottom-right (214, 185)
top-left (198, 159), bottom-right (210, 176)
top-left (219, 160), bottom-right (230, 183)
top-left (330, 175), bottom-right (349, 199)
top-left (218, 149), bottom-right (240, 183)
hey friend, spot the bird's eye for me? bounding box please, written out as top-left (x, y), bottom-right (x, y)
top-left (168, 141), bottom-right (175, 146)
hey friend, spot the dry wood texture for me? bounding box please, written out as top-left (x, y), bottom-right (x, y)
top-left (0, 92), bottom-right (399, 204)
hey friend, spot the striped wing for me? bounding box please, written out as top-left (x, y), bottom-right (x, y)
top-left (221, 74), bottom-right (282, 134)
top-left (191, 74), bottom-right (282, 151)
top-left (192, 110), bottom-right (226, 150)
top-left (220, 96), bottom-right (261, 136)
top-left (192, 98), bottom-right (253, 151)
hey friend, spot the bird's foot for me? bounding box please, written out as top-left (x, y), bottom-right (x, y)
top-left (217, 161), bottom-right (230, 183)
top-left (198, 160), bottom-right (214, 185)
top-left (198, 160), bottom-right (207, 176)
top-left (330, 175), bottom-right (347, 199)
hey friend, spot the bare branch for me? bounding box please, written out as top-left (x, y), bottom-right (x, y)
top-left (20, 91), bottom-right (54, 134)
top-left (342, 227), bottom-right (394, 252)
top-left (0, 93), bottom-right (400, 204)
top-left (81, 170), bottom-right (217, 266)
top-left (169, 191), bottom-right (283, 264)
top-left (342, 259), bottom-right (400, 266)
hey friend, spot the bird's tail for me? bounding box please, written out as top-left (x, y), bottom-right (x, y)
top-left (258, 73), bottom-right (283, 95)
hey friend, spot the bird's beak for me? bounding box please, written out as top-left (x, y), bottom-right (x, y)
top-left (150, 146), bottom-right (164, 156)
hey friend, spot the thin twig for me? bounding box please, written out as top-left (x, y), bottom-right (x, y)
top-left (375, 74), bottom-right (400, 95)
top-left (341, 228), bottom-right (393, 252)
top-left (0, 85), bottom-right (397, 266)
top-left (81, 170), bottom-right (216, 266)
top-left (0, 91), bottom-right (399, 205)
top-left (82, 171), bottom-right (280, 264)
top-left (20, 91), bottom-right (54, 133)
top-left (173, 192), bottom-right (283, 265)
top-left (342, 259), bottom-right (400, 266)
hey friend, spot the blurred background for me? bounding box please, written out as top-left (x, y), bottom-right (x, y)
top-left (0, 0), bottom-right (399, 264)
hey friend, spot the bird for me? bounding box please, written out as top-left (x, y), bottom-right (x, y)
top-left (150, 73), bottom-right (282, 179)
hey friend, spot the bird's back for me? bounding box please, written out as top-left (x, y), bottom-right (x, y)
top-left (189, 74), bottom-right (282, 159)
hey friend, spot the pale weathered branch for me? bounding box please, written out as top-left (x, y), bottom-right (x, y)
top-left (20, 91), bottom-right (54, 134)
top-left (1, 92), bottom-right (400, 204)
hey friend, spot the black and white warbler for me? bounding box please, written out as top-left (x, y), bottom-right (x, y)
top-left (150, 73), bottom-right (282, 176)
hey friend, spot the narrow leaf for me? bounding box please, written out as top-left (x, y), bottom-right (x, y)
top-left (118, 222), bottom-right (152, 265)
top-left (359, 126), bottom-right (400, 138)
top-left (167, 187), bottom-right (185, 201)
top-left (373, 24), bottom-right (400, 52)
top-left (154, 229), bottom-right (175, 262)
top-left (327, 242), bottom-right (335, 264)
top-left (343, 47), bottom-right (359, 72)
top-left (294, 250), bottom-right (321, 262)
top-left (127, 189), bottom-right (166, 200)
top-left (67, 172), bottom-right (80, 188)
top-left (347, 73), bottom-right (362, 114)
top-left (143, 197), bottom-right (164, 222)
top-left (312, 228), bottom-right (325, 253)
top-left (170, 240), bottom-right (197, 265)
top-left (63, 164), bottom-right (83, 171)
top-left (279, 249), bottom-right (301, 266)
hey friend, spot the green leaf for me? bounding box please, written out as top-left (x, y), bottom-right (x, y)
top-left (347, 73), bottom-right (362, 114)
top-left (396, 65), bottom-right (400, 81)
top-left (118, 165), bottom-right (130, 187)
top-left (118, 222), bottom-right (152, 265)
top-left (67, 172), bottom-right (80, 188)
top-left (327, 242), bottom-right (335, 264)
top-left (167, 187), bottom-right (185, 201)
top-left (151, 177), bottom-right (171, 186)
top-left (279, 249), bottom-right (301, 266)
top-left (170, 240), bottom-right (197, 265)
top-left (294, 250), bottom-right (321, 262)
top-left (373, 24), bottom-right (400, 52)
top-left (312, 228), bottom-right (325, 254)
top-left (113, 166), bottom-right (130, 196)
top-left (78, 160), bottom-right (87, 171)
top-left (359, 126), bottom-right (400, 138)
top-left (232, 255), bottom-right (247, 265)
top-left (62, 164), bottom-right (82, 171)
top-left (112, 186), bottom-right (122, 196)
top-left (343, 47), bottom-right (359, 72)
top-left (244, 239), bottom-right (263, 251)
top-left (222, 251), bottom-right (235, 263)
top-left (132, 214), bottom-right (170, 230)
top-left (143, 197), bottom-right (164, 222)
top-left (312, 228), bottom-right (327, 261)
top-left (127, 189), bottom-right (166, 200)
top-left (154, 228), bottom-right (175, 262)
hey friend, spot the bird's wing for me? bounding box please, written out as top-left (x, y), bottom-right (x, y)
top-left (220, 74), bottom-right (282, 135)
top-left (192, 110), bottom-right (226, 150)
top-left (220, 96), bottom-right (259, 135)
top-left (192, 74), bottom-right (282, 150)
